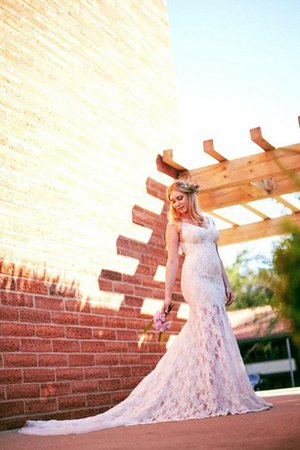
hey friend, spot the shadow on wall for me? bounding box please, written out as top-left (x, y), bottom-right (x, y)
top-left (0, 177), bottom-right (186, 431)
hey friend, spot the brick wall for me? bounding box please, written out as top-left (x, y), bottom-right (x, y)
top-left (0, 0), bottom-right (184, 430)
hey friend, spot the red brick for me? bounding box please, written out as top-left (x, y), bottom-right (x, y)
top-left (0, 276), bottom-right (16, 290)
top-left (0, 261), bottom-right (16, 276)
top-left (19, 308), bottom-right (51, 323)
top-left (123, 295), bottom-right (144, 307)
top-left (0, 322), bottom-right (35, 337)
top-left (17, 278), bottom-right (48, 295)
top-left (95, 354), bottom-right (119, 366)
top-left (116, 330), bottom-right (138, 341)
top-left (6, 384), bottom-right (40, 399)
top-left (103, 317), bottom-right (127, 329)
top-left (0, 369), bottom-right (22, 384)
top-left (86, 392), bottom-right (111, 407)
top-left (40, 382), bottom-right (70, 398)
top-left (56, 368), bottom-right (83, 381)
top-left (66, 326), bottom-right (92, 339)
top-left (112, 282), bottom-right (134, 295)
top-left (121, 376), bottom-right (143, 389)
top-left (79, 315), bottom-right (104, 327)
top-left (21, 338), bottom-right (52, 353)
top-left (38, 354), bottom-right (68, 367)
top-left (117, 307), bottom-right (137, 318)
top-left (105, 341), bottom-right (128, 352)
top-left (36, 324), bottom-right (65, 338)
top-left (98, 279), bottom-right (113, 291)
top-left (53, 340), bottom-right (80, 353)
top-left (131, 365), bottom-right (152, 377)
top-left (111, 390), bottom-right (131, 403)
top-left (84, 367), bottom-right (110, 380)
top-left (0, 401), bottom-right (24, 418)
top-left (0, 306), bottom-right (19, 321)
top-left (80, 341), bottom-right (106, 353)
top-left (49, 283), bottom-right (77, 298)
top-left (71, 380), bottom-right (98, 394)
top-left (0, 292), bottom-right (33, 307)
top-left (65, 299), bottom-right (90, 313)
top-left (58, 395), bottom-right (86, 410)
top-left (119, 354), bottom-right (140, 365)
top-left (127, 342), bottom-right (149, 353)
top-left (98, 378), bottom-right (121, 391)
top-left (148, 342), bottom-right (165, 353)
top-left (35, 296), bottom-right (64, 310)
top-left (140, 354), bottom-right (161, 365)
top-left (92, 329), bottom-right (116, 340)
top-left (110, 366), bottom-right (131, 378)
top-left (51, 311), bottom-right (79, 325)
top-left (23, 369), bottom-right (55, 383)
top-left (25, 398), bottom-right (57, 414)
top-left (0, 386), bottom-right (5, 400)
top-left (4, 354), bottom-right (37, 367)
top-left (69, 354), bottom-right (95, 367)
top-left (126, 318), bottom-right (147, 330)
top-left (0, 338), bottom-right (20, 352)
top-left (134, 286), bottom-right (153, 297)
top-left (136, 265), bottom-right (155, 275)
top-left (100, 270), bottom-right (122, 281)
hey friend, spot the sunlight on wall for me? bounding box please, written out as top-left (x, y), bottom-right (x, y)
top-left (141, 298), bottom-right (163, 316)
top-left (176, 302), bottom-right (190, 320)
top-left (154, 265), bottom-right (166, 282)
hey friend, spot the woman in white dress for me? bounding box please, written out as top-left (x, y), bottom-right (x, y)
top-left (19, 180), bottom-right (272, 435)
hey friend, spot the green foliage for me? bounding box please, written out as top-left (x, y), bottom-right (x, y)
top-left (226, 249), bottom-right (273, 310)
top-left (261, 222), bottom-right (300, 347)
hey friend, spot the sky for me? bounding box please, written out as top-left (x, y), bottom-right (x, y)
top-left (166, 0), bottom-right (300, 266)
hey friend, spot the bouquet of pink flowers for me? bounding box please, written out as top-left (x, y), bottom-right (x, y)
top-left (143, 303), bottom-right (173, 344)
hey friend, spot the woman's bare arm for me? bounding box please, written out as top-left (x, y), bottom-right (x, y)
top-left (163, 224), bottom-right (179, 313)
top-left (215, 244), bottom-right (234, 306)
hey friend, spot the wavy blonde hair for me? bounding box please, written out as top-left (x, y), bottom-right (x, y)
top-left (166, 179), bottom-right (204, 225)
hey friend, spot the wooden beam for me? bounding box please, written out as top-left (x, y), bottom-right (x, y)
top-left (241, 203), bottom-right (270, 219)
top-left (162, 149), bottom-right (187, 171)
top-left (275, 196), bottom-right (299, 212)
top-left (203, 140), bottom-right (227, 162)
top-left (156, 154), bottom-right (179, 179)
top-left (182, 144), bottom-right (300, 192)
top-left (218, 212), bottom-right (300, 246)
top-left (198, 172), bottom-right (300, 210)
top-left (250, 127), bottom-right (274, 151)
top-left (208, 212), bottom-right (238, 227)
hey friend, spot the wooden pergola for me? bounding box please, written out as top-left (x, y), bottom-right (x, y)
top-left (158, 121), bottom-right (300, 246)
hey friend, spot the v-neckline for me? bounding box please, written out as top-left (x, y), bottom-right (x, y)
top-left (181, 217), bottom-right (210, 230)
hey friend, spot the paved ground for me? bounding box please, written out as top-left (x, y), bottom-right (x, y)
top-left (1, 390), bottom-right (299, 450)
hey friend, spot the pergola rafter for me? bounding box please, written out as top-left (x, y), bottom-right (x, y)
top-left (158, 119), bottom-right (300, 245)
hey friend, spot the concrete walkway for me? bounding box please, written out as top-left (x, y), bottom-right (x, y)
top-left (1, 390), bottom-right (299, 450)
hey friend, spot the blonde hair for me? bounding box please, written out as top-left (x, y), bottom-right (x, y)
top-left (166, 179), bottom-right (204, 225)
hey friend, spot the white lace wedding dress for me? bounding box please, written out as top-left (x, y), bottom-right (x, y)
top-left (19, 216), bottom-right (272, 435)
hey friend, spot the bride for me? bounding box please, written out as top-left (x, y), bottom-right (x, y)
top-left (19, 179), bottom-right (272, 435)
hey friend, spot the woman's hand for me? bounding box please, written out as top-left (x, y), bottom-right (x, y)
top-left (161, 300), bottom-right (171, 314)
top-left (225, 286), bottom-right (234, 306)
